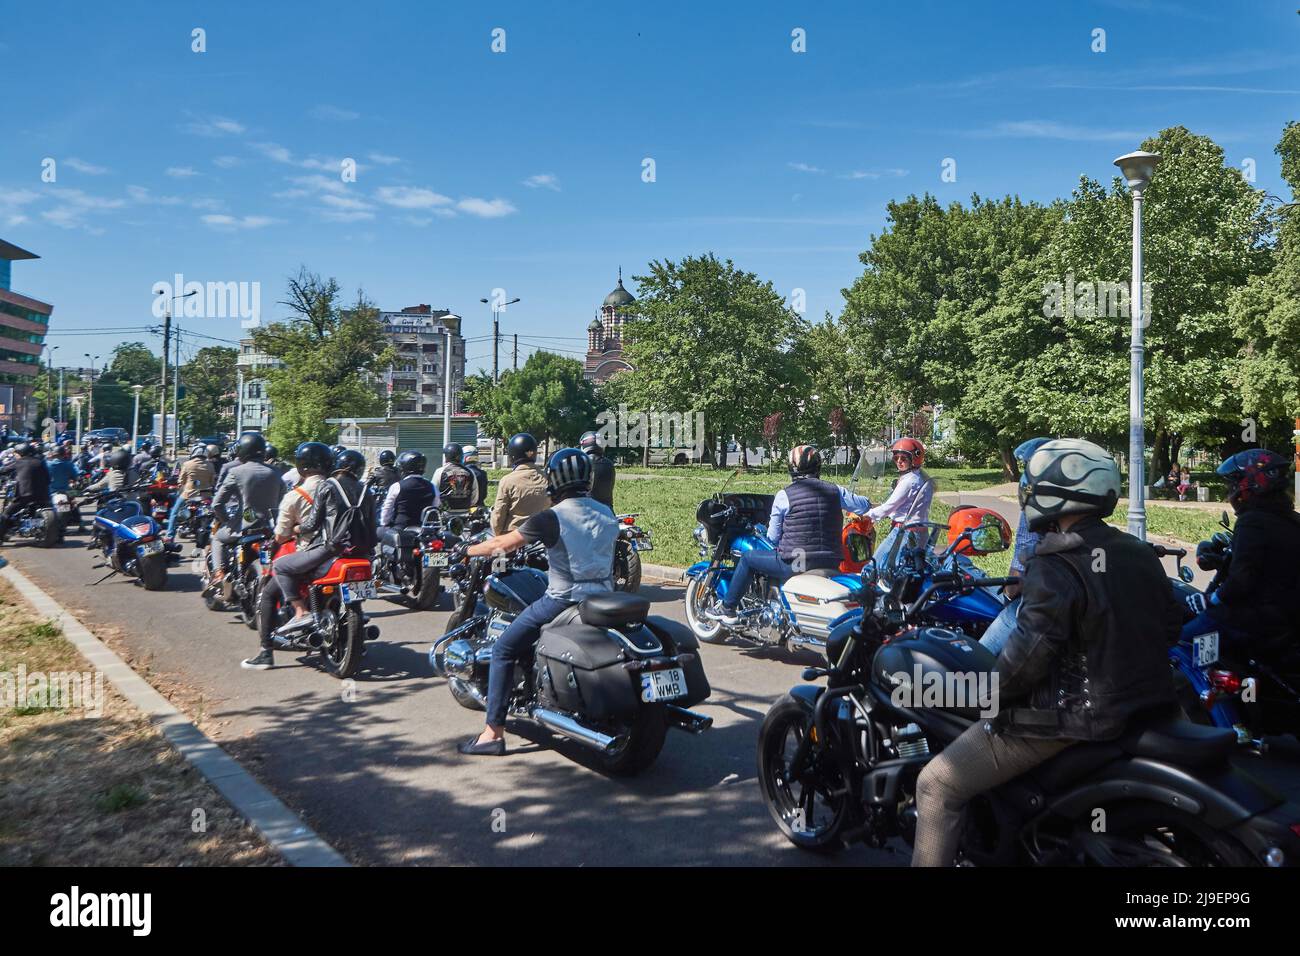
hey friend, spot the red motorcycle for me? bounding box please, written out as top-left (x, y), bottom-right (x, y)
top-left (254, 539), bottom-right (380, 679)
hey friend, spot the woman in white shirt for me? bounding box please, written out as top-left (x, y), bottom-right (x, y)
top-left (868, 437), bottom-right (935, 569)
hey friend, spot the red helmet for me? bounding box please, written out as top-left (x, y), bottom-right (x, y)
top-left (788, 444), bottom-right (822, 477)
top-left (889, 437), bottom-right (926, 468)
top-left (1217, 449), bottom-right (1289, 505)
top-left (946, 506), bottom-right (1011, 556)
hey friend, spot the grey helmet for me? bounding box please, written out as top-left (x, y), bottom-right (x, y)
top-left (1019, 438), bottom-right (1121, 533)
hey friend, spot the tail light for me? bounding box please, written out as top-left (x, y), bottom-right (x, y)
top-left (343, 564), bottom-right (371, 582)
top-left (1208, 670), bottom-right (1243, 695)
top-left (622, 516), bottom-right (635, 525)
top-left (430, 539), bottom-right (445, 551)
top-left (250, 541), bottom-right (261, 552)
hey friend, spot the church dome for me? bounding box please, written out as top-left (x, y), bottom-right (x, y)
top-left (603, 273), bottom-right (635, 308)
top-left (588, 318), bottom-right (602, 330)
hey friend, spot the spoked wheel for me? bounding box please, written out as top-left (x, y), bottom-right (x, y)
top-left (320, 604), bottom-right (364, 679)
top-left (757, 696), bottom-right (851, 852)
top-left (684, 577), bottom-right (726, 644)
top-left (1071, 804), bottom-right (1257, 867)
top-left (239, 567), bottom-right (260, 628)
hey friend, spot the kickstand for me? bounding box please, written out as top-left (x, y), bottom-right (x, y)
top-left (88, 568), bottom-right (120, 586)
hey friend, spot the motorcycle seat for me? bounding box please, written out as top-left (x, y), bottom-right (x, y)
top-left (579, 592), bottom-right (650, 628)
top-left (1117, 714), bottom-right (1236, 768)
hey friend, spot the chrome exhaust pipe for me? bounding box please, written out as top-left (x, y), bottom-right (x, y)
top-left (430, 618), bottom-right (482, 676)
top-left (665, 704), bottom-right (713, 734)
top-left (531, 707), bottom-right (620, 753)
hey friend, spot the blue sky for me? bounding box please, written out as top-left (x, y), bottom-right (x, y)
top-left (2, 0), bottom-right (1297, 372)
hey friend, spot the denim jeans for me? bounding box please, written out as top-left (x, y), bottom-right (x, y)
top-left (979, 597), bottom-right (1022, 655)
top-left (722, 550), bottom-right (794, 611)
top-left (486, 594), bottom-right (574, 727)
top-left (166, 495), bottom-right (190, 539)
top-left (873, 524), bottom-right (930, 571)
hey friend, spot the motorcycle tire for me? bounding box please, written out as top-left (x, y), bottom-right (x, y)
top-left (239, 567), bottom-right (260, 629)
top-left (597, 704), bottom-right (668, 776)
top-left (614, 543), bottom-right (642, 593)
top-left (412, 567), bottom-right (442, 611)
top-left (40, 513), bottom-right (61, 548)
top-left (757, 695), bottom-right (851, 852)
top-left (320, 605), bottom-right (364, 679)
top-left (684, 577), bottom-right (726, 644)
top-left (139, 554), bottom-right (168, 591)
top-left (1085, 803), bottom-right (1257, 867)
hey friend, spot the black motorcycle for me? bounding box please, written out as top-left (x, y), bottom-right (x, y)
top-left (432, 550), bottom-right (713, 776)
top-left (0, 478), bottom-right (62, 548)
top-left (373, 506), bottom-right (452, 611)
top-left (200, 514), bottom-right (273, 619)
top-left (757, 561), bottom-right (1300, 866)
top-left (613, 512), bottom-right (652, 592)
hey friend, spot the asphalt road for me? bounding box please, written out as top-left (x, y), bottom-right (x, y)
top-left (6, 532), bottom-right (897, 867)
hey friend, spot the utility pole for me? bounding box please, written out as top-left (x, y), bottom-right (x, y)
top-left (236, 369), bottom-right (244, 436)
top-left (172, 326), bottom-right (181, 452)
top-left (160, 308), bottom-right (171, 454)
top-left (493, 306), bottom-right (499, 384)
top-left (513, 333), bottom-right (518, 370)
top-left (57, 368), bottom-right (64, 429)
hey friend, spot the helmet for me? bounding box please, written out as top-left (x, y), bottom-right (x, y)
top-left (579, 431), bottom-right (604, 456)
top-left (889, 437), bottom-right (926, 469)
top-left (1217, 449), bottom-right (1290, 505)
top-left (330, 444), bottom-right (346, 456)
top-left (1014, 436), bottom-right (1053, 497)
top-left (205, 443), bottom-right (222, 460)
top-left (235, 431), bottom-right (267, 462)
top-left (334, 448), bottom-right (366, 479)
top-left (1019, 438), bottom-right (1120, 533)
top-left (788, 444), bottom-right (822, 477)
top-left (148, 444), bottom-right (163, 458)
top-left (441, 442), bottom-right (463, 465)
top-left (946, 506), bottom-right (1011, 556)
top-left (109, 449), bottom-right (132, 471)
top-left (546, 448), bottom-right (592, 498)
top-left (190, 443), bottom-right (206, 459)
top-left (398, 450), bottom-right (428, 476)
top-left (378, 449), bottom-right (396, 467)
top-left (506, 432), bottom-right (537, 465)
top-left (13, 442), bottom-right (33, 458)
top-left (462, 445), bottom-right (478, 464)
top-left (265, 444), bottom-right (279, 461)
top-left (294, 441), bottom-right (333, 473)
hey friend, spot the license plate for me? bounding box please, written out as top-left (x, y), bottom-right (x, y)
top-left (633, 538), bottom-right (653, 552)
top-left (640, 667), bottom-right (687, 702)
top-left (341, 580), bottom-right (376, 603)
top-left (1193, 631), bottom-right (1220, 667)
top-left (138, 540), bottom-right (163, 555)
top-left (259, 549), bottom-right (271, 565)
top-left (422, 552), bottom-right (449, 568)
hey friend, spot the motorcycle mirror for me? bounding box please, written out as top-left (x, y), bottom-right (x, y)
top-left (1179, 565), bottom-right (1194, 584)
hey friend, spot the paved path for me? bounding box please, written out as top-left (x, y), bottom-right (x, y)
top-left (4, 534), bottom-right (896, 868)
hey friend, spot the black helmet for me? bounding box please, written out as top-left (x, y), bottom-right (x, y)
top-left (265, 444), bottom-right (279, 461)
top-left (397, 450), bottom-right (428, 476)
top-left (330, 444), bottom-right (346, 456)
top-left (579, 430), bottom-right (604, 456)
top-left (378, 449), bottom-right (396, 467)
top-left (546, 447), bottom-right (592, 498)
top-left (109, 449), bottom-right (132, 471)
top-left (236, 431), bottom-right (267, 462)
top-left (205, 443), bottom-right (222, 460)
top-left (13, 442), bottom-right (33, 458)
top-left (442, 442), bottom-right (463, 465)
top-left (148, 444), bottom-right (163, 458)
top-left (334, 448), bottom-right (366, 479)
top-left (506, 432), bottom-right (538, 465)
top-left (294, 441), bottom-right (333, 473)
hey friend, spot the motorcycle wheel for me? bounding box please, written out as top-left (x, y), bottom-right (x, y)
top-left (239, 567), bottom-right (260, 629)
top-left (412, 567), bottom-right (442, 611)
top-left (598, 704), bottom-right (668, 777)
top-left (684, 577), bottom-right (726, 644)
top-left (320, 605), bottom-right (364, 679)
top-left (757, 696), bottom-right (850, 852)
top-left (139, 555), bottom-right (168, 591)
top-left (39, 514), bottom-right (61, 548)
top-left (1082, 804), bottom-right (1256, 867)
top-left (614, 543), bottom-right (642, 593)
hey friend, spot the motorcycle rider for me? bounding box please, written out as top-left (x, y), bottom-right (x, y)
top-left (264, 444), bottom-right (290, 480)
top-left (457, 448), bottom-right (619, 756)
top-left (166, 444), bottom-right (217, 544)
top-left (378, 450), bottom-right (437, 559)
top-left (491, 433), bottom-right (550, 535)
top-left (45, 443), bottom-right (82, 530)
top-left (1192, 448), bottom-right (1300, 667)
top-left (368, 449), bottom-right (400, 494)
top-left (208, 432), bottom-right (283, 585)
top-left (133, 443), bottom-right (166, 479)
top-left (911, 438), bottom-right (1184, 867)
top-left (432, 442), bottom-right (478, 511)
top-left (979, 437), bottom-right (1050, 655)
top-left (869, 437), bottom-right (935, 568)
top-left (462, 445), bottom-right (489, 508)
top-left (269, 448), bottom-right (377, 637)
top-left (0, 442), bottom-right (52, 543)
top-left (80, 448), bottom-right (139, 497)
top-left (707, 445), bottom-right (874, 626)
top-left (579, 430), bottom-right (616, 510)
top-left (242, 441), bottom-right (333, 670)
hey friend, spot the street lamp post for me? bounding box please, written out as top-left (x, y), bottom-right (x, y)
top-left (1113, 150), bottom-right (1161, 542)
top-left (131, 384), bottom-right (144, 451)
top-left (70, 396), bottom-right (83, 452)
top-left (441, 313), bottom-right (462, 450)
top-left (479, 296), bottom-right (520, 384)
top-left (45, 344), bottom-right (58, 422)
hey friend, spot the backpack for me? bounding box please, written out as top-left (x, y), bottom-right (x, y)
top-left (325, 477), bottom-right (378, 556)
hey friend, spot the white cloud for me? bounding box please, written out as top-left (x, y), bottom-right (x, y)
top-left (250, 141), bottom-right (295, 164)
top-left (213, 156), bottom-right (243, 169)
top-left (65, 158), bottom-right (109, 175)
top-left (127, 185), bottom-right (184, 205)
top-left (375, 185), bottom-right (454, 209)
top-left (202, 213), bottom-right (276, 230)
top-left (522, 173), bottom-right (561, 191)
top-left (310, 104), bottom-right (360, 121)
top-left (184, 115), bottom-right (246, 137)
top-left (368, 152), bottom-right (402, 165)
top-left (165, 166), bottom-right (199, 178)
top-left (976, 120), bottom-right (1148, 142)
top-left (788, 162), bottom-right (825, 174)
top-left (840, 168), bottom-right (909, 180)
top-left (456, 197), bottom-right (517, 218)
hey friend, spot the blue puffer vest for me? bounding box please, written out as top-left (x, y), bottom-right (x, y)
top-left (778, 477), bottom-right (843, 571)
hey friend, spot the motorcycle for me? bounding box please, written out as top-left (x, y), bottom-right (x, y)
top-left (0, 478), bottom-right (62, 548)
top-left (199, 511), bottom-right (274, 616)
top-left (1164, 513), bottom-right (1300, 748)
top-left (757, 562), bottom-right (1300, 866)
top-left (431, 550), bottom-right (713, 776)
top-left (176, 494), bottom-right (214, 550)
top-left (441, 511), bottom-right (516, 632)
top-left (85, 487), bottom-right (168, 590)
top-left (372, 505), bottom-right (452, 611)
top-left (254, 539), bottom-right (381, 678)
top-left (613, 512), bottom-right (652, 592)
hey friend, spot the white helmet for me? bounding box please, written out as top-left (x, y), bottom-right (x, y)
top-left (1020, 438), bottom-right (1120, 533)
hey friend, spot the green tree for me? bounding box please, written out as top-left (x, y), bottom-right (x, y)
top-left (93, 342), bottom-right (162, 431)
top-left (252, 268), bottom-right (394, 450)
top-left (178, 346), bottom-right (237, 437)
top-left (481, 351), bottom-right (598, 447)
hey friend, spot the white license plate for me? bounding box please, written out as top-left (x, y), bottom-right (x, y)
top-left (259, 549), bottom-right (271, 565)
top-left (633, 539), bottom-right (653, 552)
top-left (138, 540), bottom-right (163, 555)
top-left (640, 667), bottom-right (687, 702)
top-left (422, 552), bottom-right (449, 568)
top-left (341, 580), bottom-right (376, 603)
top-left (1193, 631), bottom-right (1220, 667)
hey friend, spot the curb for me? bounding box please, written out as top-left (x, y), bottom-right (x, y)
top-left (0, 563), bottom-right (349, 868)
top-left (640, 561), bottom-right (687, 584)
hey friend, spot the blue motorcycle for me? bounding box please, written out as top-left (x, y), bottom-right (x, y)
top-left (86, 486), bottom-right (170, 591)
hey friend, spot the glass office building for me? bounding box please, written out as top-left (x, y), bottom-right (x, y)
top-left (0, 239), bottom-right (53, 430)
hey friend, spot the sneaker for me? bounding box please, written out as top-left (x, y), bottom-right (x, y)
top-left (241, 649), bottom-right (274, 670)
top-left (273, 614), bottom-right (316, 638)
top-left (705, 603), bottom-right (741, 626)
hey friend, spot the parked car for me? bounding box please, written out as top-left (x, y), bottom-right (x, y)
top-left (85, 427), bottom-right (130, 445)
